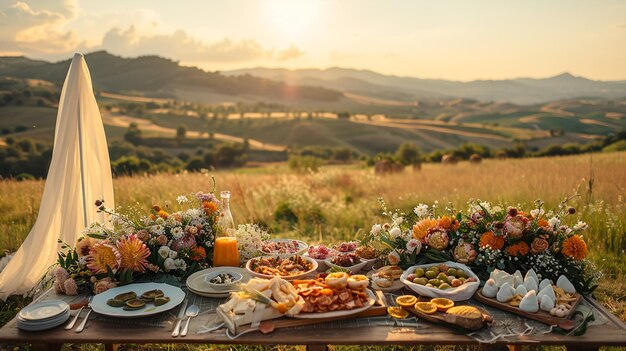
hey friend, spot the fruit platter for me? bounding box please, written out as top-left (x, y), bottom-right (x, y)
top-left (246, 255), bottom-right (318, 280)
top-left (400, 262), bottom-right (480, 301)
top-left (393, 295), bottom-right (494, 331)
top-left (473, 268), bottom-right (583, 329)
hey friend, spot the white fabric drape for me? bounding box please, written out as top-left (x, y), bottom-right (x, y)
top-left (0, 53), bottom-right (114, 300)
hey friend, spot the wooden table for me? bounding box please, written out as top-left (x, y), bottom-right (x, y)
top-left (1, 290), bottom-right (625, 351)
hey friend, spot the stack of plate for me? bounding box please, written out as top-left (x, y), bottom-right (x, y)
top-left (17, 300), bottom-right (70, 331)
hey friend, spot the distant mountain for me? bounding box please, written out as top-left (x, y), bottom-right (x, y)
top-left (225, 68), bottom-right (626, 105)
top-left (0, 51), bottom-right (343, 103)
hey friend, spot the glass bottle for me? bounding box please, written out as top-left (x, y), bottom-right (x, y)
top-left (213, 190), bottom-right (240, 266)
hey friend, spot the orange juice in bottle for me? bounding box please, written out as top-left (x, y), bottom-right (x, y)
top-left (213, 191), bottom-right (240, 266)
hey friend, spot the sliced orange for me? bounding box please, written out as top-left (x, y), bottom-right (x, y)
top-left (431, 297), bottom-right (454, 312)
top-left (414, 301), bottom-right (437, 314)
top-left (387, 306), bottom-right (409, 319)
top-left (395, 295), bottom-right (418, 308)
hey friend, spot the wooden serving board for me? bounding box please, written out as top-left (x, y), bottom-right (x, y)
top-left (473, 288), bottom-right (582, 330)
top-left (403, 298), bottom-right (493, 331)
top-left (235, 290), bottom-right (388, 334)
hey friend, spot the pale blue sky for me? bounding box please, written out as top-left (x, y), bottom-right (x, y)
top-left (1, 0), bottom-right (625, 80)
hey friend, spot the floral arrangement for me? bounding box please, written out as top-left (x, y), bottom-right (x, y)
top-left (367, 196), bottom-right (598, 295)
top-left (55, 191), bottom-right (221, 295)
top-left (234, 223), bottom-right (271, 261)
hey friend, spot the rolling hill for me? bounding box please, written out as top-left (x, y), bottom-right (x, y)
top-left (225, 68), bottom-right (626, 105)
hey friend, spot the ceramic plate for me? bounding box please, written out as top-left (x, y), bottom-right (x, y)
top-left (186, 267), bottom-right (251, 297)
top-left (293, 289), bottom-right (376, 319)
top-left (17, 310), bottom-right (70, 331)
top-left (19, 300), bottom-right (69, 321)
top-left (91, 282), bottom-right (184, 318)
top-left (246, 255), bottom-right (318, 281)
top-left (366, 269), bottom-right (404, 292)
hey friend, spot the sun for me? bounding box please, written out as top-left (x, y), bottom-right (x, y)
top-left (265, 0), bottom-right (319, 40)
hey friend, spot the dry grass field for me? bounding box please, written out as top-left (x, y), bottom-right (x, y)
top-left (0, 152), bottom-right (625, 350)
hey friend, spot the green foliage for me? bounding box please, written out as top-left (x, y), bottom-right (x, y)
top-left (124, 122), bottom-right (142, 145)
top-left (603, 140), bottom-right (626, 152)
top-left (288, 155), bottom-right (324, 172)
top-left (395, 142), bottom-right (421, 165)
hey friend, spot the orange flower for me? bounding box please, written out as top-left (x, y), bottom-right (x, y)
top-left (413, 218), bottom-right (438, 241)
top-left (117, 234), bottom-right (151, 272)
top-left (158, 210), bottom-right (169, 219)
top-left (562, 235), bottom-right (587, 260)
top-left (505, 241), bottom-right (530, 256)
top-left (152, 205), bottom-right (161, 212)
top-left (537, 218), bottom-right (549, 227)
top-left (149, 214), bottom-right (156, 221)
top-left (203, 201), bottom-right (219, 215)
top-left (437, 216), bottom-right (459, 231)
top-left (479, 231), bottom-right (505, 250)
top-left (190, 246), bottom-right (206, 261)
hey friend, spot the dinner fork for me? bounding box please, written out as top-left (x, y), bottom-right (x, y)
top-left (75, 297), bottom-right (94, 333)
top-left (65, 296), bottom-right (92, 330)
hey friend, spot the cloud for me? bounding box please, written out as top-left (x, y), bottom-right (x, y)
top-left (0, 1), bottom-right (305, 63)
top-left (101, 26), bottom-right (304, 63)
top-left (276, 44), bottom-right (304, 61)
top-left (0, 0), bottom-right (81, 54)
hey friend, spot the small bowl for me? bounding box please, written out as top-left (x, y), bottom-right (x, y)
top-left (324, 259), bottom-right (367, 274)
top-left (205, 270), bottom-right (243, 291)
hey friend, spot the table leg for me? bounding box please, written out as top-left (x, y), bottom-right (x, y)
top-left (105, 343), bottom-right (120, 351)
top-left (306, 345), bottom-right (328, 351)
top-left (507, 345), bottom-right (522, 351)
top-left (30, 343), bottom-right (62, 351)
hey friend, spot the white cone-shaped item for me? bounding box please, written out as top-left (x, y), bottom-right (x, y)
top-left (523, 276), bottom-right (538, 293)
top-left (496, 282), bottom-right (515, 302)
top-left (515, 284), bottom-right (528, 296)
top-left (482, 278), bottom-right (498, 298)
top-left (557, 275), bottom-right (576, 294)
top-left (537, 285), bottom-right (556, 305)
top-left (519, 290), bottom-right (539, 313)
top-left (0, 53), bottom-right (114, 300)
top-left (513, 270), bottom-right (524, 288)
top-left (524, 269), bottom-right (539, 285)
top-left (540, 294), bottom-right (555, 312)
top-left (539, 278), bottom-right (552, 292)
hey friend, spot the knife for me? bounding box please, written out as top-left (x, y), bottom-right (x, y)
top-left (172, 299), bottom-right (188, 337)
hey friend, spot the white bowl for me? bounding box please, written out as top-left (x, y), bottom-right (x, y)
top-left (245, 255), bottom-right (318, 280)
top-left (400, 261), bottom-right (480, 301)
top-left (205, 270), bottom-right (243, 291)
top-left (324, 259), bottom-right (367, 274)
top-left (360, 257), bottom-right (378, 271)
top-left (258, 239), bottom-right (308, 258)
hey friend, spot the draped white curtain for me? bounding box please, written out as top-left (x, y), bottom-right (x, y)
top-left (0, 53), bottom-right (114, 300)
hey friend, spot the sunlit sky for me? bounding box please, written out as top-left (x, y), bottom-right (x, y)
top-left (1, 0), bottom-right (625, 80)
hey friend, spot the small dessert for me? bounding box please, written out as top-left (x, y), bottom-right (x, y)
top-left (347, 275), bottom-right (369, 290)
top-left (395, 295), bottom-right (417, 308)
top-left (431, 297), bottom-right (454, 312)
top-left (414, 301), bottom-right (437, 314)
top-left (378, 266), bottom-right (403, 280)
top-left (519, 291), bottom-right (539, 313)
top-left (482, 279), bottom-right (498, 298)
top-left (556, 275), bottom-right (576, 294)
top-left (325, 272), bottom-right (349, 289)
top-left (372, 272), bottom-right (393, 288)
top-left (523, 276), bottom-right (538, 293)
top-left (387, 306), bottom-right (409, 319)
top-left (496, 282), bottom-right (515, 303)
top-left (539, 278), bottom-right (552, 292)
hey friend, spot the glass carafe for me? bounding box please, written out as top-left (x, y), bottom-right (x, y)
top-left (213, 191), bottom-right (240, 266)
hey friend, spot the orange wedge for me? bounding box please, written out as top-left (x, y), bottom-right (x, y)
top-left (395, 295), bottom-right (418, 308)
top-left (431, 298), bottom-right (454, 312)
top-left (414, 301), bottom-right (437, 314)
top-left (387, 306), bottom-right (409, 319)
